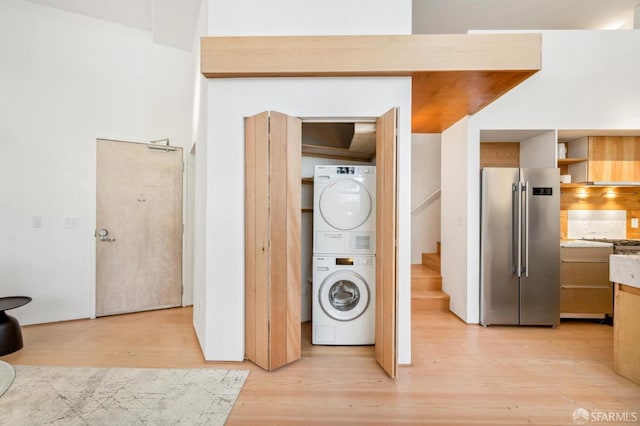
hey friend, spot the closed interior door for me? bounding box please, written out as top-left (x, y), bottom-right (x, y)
top-left (96, 139), bottom-right (183, 317)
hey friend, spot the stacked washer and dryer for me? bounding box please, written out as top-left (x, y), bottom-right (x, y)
top-left (312, 165), bottom-right (376, 345)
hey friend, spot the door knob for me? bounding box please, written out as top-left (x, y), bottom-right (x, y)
top-left (97, 228), bottom-right (116, 242)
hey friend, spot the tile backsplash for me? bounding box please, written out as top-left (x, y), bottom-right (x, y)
top-left (567, 210), bottom-right (627, 239)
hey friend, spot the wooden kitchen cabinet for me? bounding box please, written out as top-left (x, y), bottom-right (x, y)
top-left (560, 246), bottom-right (613, 317)
top-left (564, 136), bottom-right (640, 183)
top-left (611, 255), bottom-right (640, 385)
top-left (614, 283), bottom-right (640, 385)
top-left (480, 142), bottom-right (520, 168)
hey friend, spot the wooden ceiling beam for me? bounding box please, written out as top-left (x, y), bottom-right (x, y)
top-left (201, 34), bottom-right (540, 77)
top-left (200, 34), bottom-right (542, 133)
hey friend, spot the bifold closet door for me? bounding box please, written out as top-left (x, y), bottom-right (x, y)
top-left (375, 107), bottom-right (399, 378)
top-left (245, 111), bottom-right (302, 371)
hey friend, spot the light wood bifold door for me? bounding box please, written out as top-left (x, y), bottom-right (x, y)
top-left (245, 111), bottom-right (302, 371)
top-left (375, 107), bottom-right (399, 378)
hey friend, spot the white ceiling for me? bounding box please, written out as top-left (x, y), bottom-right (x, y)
top-left (413, 0), bottom-right (640, 33)
top-left (29, 0), bottom-right (152, 30)
top-left (28, 0), bottom-right (202, 51)
top-left (26, 1), bottom-right (640, 49)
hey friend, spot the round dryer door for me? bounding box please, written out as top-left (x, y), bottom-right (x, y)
top-left (318, 271), bottom-right (370, 322)
top-left (319, 179), bottom-right (372, 230)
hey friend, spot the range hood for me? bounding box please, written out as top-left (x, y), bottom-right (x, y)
top-left (584, 181), bottom-right (640, 186)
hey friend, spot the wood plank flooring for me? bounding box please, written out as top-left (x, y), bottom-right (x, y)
top-left (2, 307), bottom-right (639, 425)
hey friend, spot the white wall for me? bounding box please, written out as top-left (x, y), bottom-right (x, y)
top-left (442, 30), bottom-right (640, 324)
top-left (190, 0), bottom-right (209, 350)
top-left (204, 77), bottom-right (412, 363)
top-left (473, 31), bottom-right (640, 127)
top-left (519, 130), bottom-right (557, 168)
top-left (411, 134), bottom-right (441, 263)
top-left (184, 0), bottom-right (209, 311)
top-left (0, 0), bottom-right (194, 325)
top-left (440, 117), bottom-right (471, 321)
top-left (208, 0), bottom-right (411, 36)
top-left (201, 0), bottom-right (412, 364)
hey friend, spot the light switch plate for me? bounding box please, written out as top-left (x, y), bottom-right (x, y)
top-left (632, 218), bottom-right (639, 229)
top-left (64, 216), bottom-right (79, 228)
top-left (32, 216), bottom-right (42, 228)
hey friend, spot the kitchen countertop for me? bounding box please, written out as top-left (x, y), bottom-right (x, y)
top-left (610, 255), bottom-right (640, 288)
top-left (560, 239), bottom-right (614, 248)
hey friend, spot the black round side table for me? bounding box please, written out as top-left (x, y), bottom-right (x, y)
top-left (0, 296), bottom-right (32, 356)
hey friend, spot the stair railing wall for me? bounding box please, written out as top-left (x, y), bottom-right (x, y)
top-left (411, 188), bottom-right (441, 216)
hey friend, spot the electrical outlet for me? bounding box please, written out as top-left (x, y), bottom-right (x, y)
top-left (632, 218), bottom-right (639, 229)
top-left (32, 216), bottom-right (43, 228)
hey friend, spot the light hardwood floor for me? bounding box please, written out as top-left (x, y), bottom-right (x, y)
top-left (2, 308), bottom-right (639, 425)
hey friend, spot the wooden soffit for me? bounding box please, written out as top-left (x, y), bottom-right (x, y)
top-left (201, 34), bottom-right (542, 133)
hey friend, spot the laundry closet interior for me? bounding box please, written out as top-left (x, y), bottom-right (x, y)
top-left (301, 120), bottom-right (377, 344)
top-left (244, 109), bottom-right (397, 377)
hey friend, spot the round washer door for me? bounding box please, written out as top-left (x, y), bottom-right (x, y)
top-left (319, 178), bottom-right (372, 230)
top-left (318, 270), bottom-right (370, 322)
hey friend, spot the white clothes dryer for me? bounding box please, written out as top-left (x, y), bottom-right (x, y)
top-left (313, 165), bottom-right (375, 255)
top-left (312, 255), bottom-right (375, 345)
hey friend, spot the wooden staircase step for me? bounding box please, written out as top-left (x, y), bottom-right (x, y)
top-left (411, 264), bottom-right (442, 291)
top-left (412, 254), bottom-right (448, 311)
top-left (411, 264), bottom-right (439, 278)
top-left (421, 253), bottom-right (441, 273)
top-left (412, 289), bottom-right (450, 312)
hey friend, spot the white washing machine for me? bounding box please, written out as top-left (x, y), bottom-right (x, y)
top-left (313, 165), bottom-right (375, 255)
top-left (312, 255), bottom-right (375, 345)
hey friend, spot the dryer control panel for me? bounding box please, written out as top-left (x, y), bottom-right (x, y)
top-left (336, 166), bottom-right (355, 175)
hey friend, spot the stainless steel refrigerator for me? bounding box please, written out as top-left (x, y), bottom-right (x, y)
top-left (480, 167), bottom-right (560, 326)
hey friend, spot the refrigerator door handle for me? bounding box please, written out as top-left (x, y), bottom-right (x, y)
top-left (524, 181), bottom-right (530, 277)
top-left (513, 182), bottom-right (522, 277)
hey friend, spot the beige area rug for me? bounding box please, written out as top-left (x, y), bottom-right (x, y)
top-left (0, 365), bottom-right (249, 425)
top-left (0, 360), bottom-right (16, 397)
